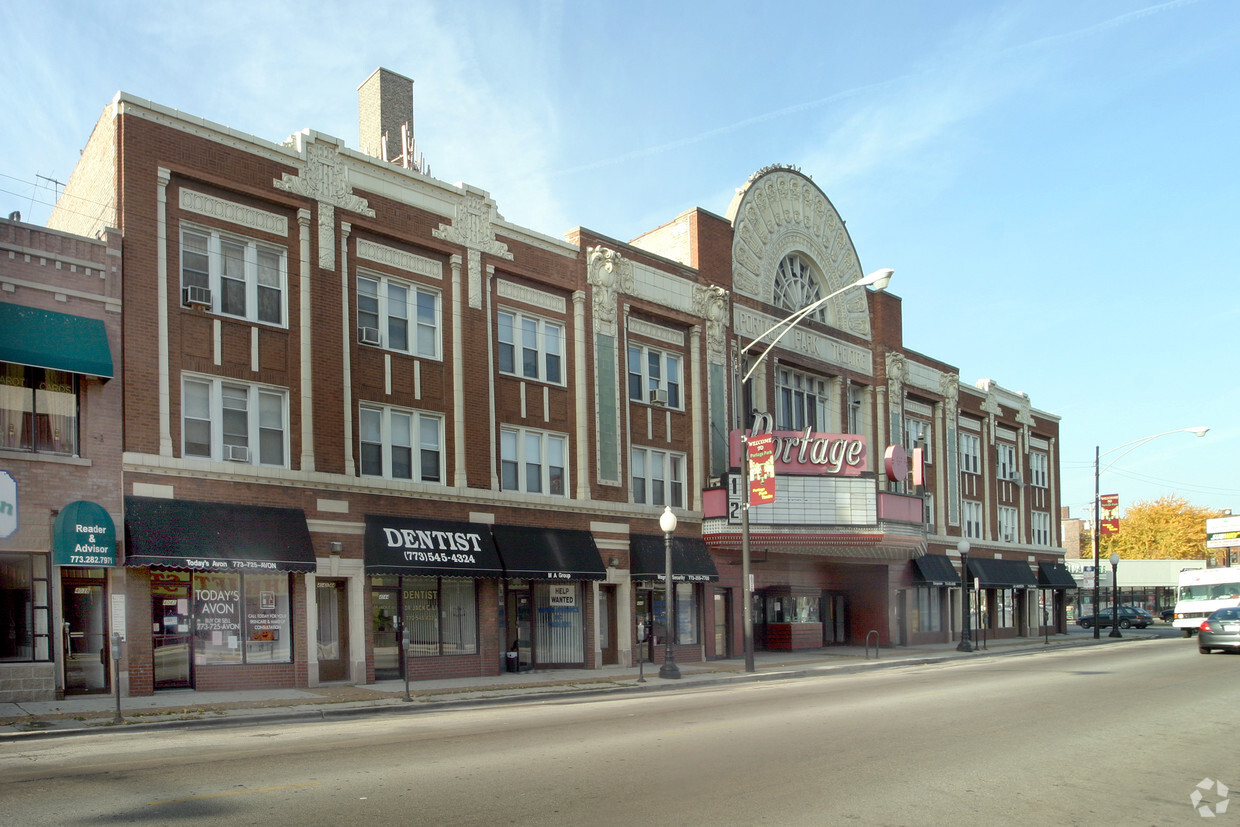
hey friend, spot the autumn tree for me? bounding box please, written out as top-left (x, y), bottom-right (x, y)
top-left (1097, 495), bottom-right (1226, 560)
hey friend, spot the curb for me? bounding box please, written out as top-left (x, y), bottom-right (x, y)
top-left (0, 633), bottom-right (1153, 742)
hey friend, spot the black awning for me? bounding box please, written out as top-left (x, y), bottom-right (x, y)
top-left (966, 557), bottom-right (1038, 589)
top-left (364, 515), bottom-right (503, 578)
top-left (124, 496), bottom-right (316, 572)
top-left (0, 302), bottom-right (113, 379)
top-left (630, 535), bottom-right (719, 583)
top-left (1038, 562), bottom-right (1080, 589)
top-left (912, 554), bottom-right (960, 585)
top-left (491, 525), bottom-right (606, 581)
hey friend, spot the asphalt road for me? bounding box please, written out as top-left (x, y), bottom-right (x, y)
top-left (0, 635), bottom-right (1231, 825)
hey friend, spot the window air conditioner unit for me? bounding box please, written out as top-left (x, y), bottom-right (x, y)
top-left (358, 326), bottom-right (381, 346)
top-left (224, 444), bottom-right (250, 463)
top-left (649, 388), bottom-right (668, 405)
top-left (182, 285), bottom-right (211, 308)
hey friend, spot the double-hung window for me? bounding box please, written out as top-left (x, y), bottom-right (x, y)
top-left (847, 385), bottom-right (865, 434)
top-left (357, 273), bottom-right (441, 358)
top-left (497, 310), bottom-right (564, 384)
top-left (959, 432), bottom-right (981, 475)
top-left (631, 447), bottom-right (685, 508)
top-left (905, 417), bottom-right (932, 463)
top-left (1029, 451), bottom-right (1048, 488)
top-left (628, 345), bottom-right (682, 408)
top-left (963, 500), bottom-right (983, 540)
top-left (500, 426), bottom-right (567, 496)
top-left (998, 506), bottom-right (1019, 543)
top-left (182, 375), bottom-right (288, 467)
top-left (997, 442), bottom-right (1018, 482)
top-left (1031, 511), bottom-right (1051, 546)
top-left (359, 404), bottom-right (443, 483)
top-left (777, 368), bottom-right (828, 431)
top-left (180, 227), bottom-right (285, 325)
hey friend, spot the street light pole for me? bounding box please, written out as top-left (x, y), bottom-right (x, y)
top-left (659, 506), bottom-right (681, 679)
top-left (735, 268), bottom-right (893, 673)
top-left (1091, 426), bottom-right (1208, 640)
top-left (956, 540), bottom-right (972, 652)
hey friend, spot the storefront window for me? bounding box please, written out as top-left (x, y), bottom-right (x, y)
top-left (534, 583), bottom-right (583, 663)
top-left (676, 582), bottom-right (699, 644)
top-left (916, 586), bottom-right (942, 632)
top-left (190, 571), bottom-right (292, 666)
top-left (389, 576), bottom-right (478, 658)
top-left (193, 572), bottom-right (243, 665)
top-left (0, 553), bottom-right (51, 662)
top-left (997, 589), bottom-right (1015, 628)
top-left (244, 573), bottom-right (291, 663)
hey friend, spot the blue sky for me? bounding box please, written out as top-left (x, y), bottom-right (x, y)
top-left (2, 0), bottom-right (1237, 524)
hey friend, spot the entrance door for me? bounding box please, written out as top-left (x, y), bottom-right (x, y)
top-left (822, 592), bottom-right (847, 645)
top-left (62, 580), bottom-right (108, 694)
top-left (372, 586), bottom-right (400, 681)
top-left (712, 589), bottom-right (730, 658)
top-left (894, 589), bottom-right (908, 646)
top-left (599, 585), bottom-right (617, 665)
top-left (505, 587), bottom-right (532, 669)
top-left (316, 579), bottom-right (349, 682)
top-left (151, 570), bottom-right (192, 689)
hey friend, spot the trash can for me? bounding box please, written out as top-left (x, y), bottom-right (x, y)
top-left (505, 651), bottom-right (519, 672)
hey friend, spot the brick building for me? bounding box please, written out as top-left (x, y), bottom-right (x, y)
top-left (31, 68), bottom-right (1069, 696)
top-left (0, 216), bottom-right (122, 701)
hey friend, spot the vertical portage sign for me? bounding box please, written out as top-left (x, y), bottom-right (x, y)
top-left (0, 471), bottom-right (14, 539)
top-left (1100, 493), bottom-right (1120, 535)
top-left (747, 433), bottom-right (776, 506)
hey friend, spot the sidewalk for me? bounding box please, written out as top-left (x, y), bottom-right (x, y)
top-left (0, 627), bottom-right (1153, 740)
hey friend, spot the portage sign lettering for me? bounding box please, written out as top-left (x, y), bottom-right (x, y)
top-left (729, 412), bottom-right (868, 476)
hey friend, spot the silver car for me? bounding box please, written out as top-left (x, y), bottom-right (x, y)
top-left (1198, 607), bottom-right (1240, 654)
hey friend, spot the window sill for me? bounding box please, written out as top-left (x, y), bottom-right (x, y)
top-left (0, 448), bottom-right (90, 467)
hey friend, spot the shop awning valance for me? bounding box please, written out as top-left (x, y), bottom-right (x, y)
top-left (364, 515), bottom-right (504, 578)
top-left (491, 525), bottom-right (606, 581)
top-left (1038, 561), bottom-right (1080, 589)
top-left (0, 303), bottom-right (113, 379)
top-left (966, 557), bottom-right (1038, 589)
top-left (630, 535), bottom-right (719, 582)
top-left (912, 554), bottom-right (960, 585)
top-left (124, 496), bottom-right (316, 572)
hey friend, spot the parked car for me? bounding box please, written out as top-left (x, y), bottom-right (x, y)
top-left (1077, 606), bottom-right (1154, 630)
top-left (1161, 608), bottom-right (1175, 622)
top-left (1198, 607), bottom-right (1240, 654)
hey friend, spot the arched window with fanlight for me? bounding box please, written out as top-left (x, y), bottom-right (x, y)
top-left (773, 253), bottom-right (828, 324)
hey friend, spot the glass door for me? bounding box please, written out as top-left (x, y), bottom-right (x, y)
top-left (372, 583), bottom-right (401, 680)
top-left (316, 579), bottom-right (349, 682)
top-left (151, 570), bottom-right (192, 689)
top-left (62, 580), bottom-right (108, 694)
top-left (712, 588), bottom-right (730, 658)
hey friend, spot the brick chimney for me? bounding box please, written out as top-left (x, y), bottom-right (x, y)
top-left (358, 67), bottom-right (415, 165)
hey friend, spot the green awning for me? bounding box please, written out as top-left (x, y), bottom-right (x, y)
top-left (0, 303), bottom-right (113, 379)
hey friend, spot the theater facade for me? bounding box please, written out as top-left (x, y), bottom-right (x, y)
top-left (23, 68), bottom-right (1067, 697)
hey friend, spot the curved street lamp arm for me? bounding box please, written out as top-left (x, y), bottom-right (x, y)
top-left (1097, 426), bottom-right (1209, 476)
top-left (739, 268), bottom-right (893, 385)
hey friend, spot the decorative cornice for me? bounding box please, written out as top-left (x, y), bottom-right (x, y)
top-left (274, 137), bottom-right (375, 271)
